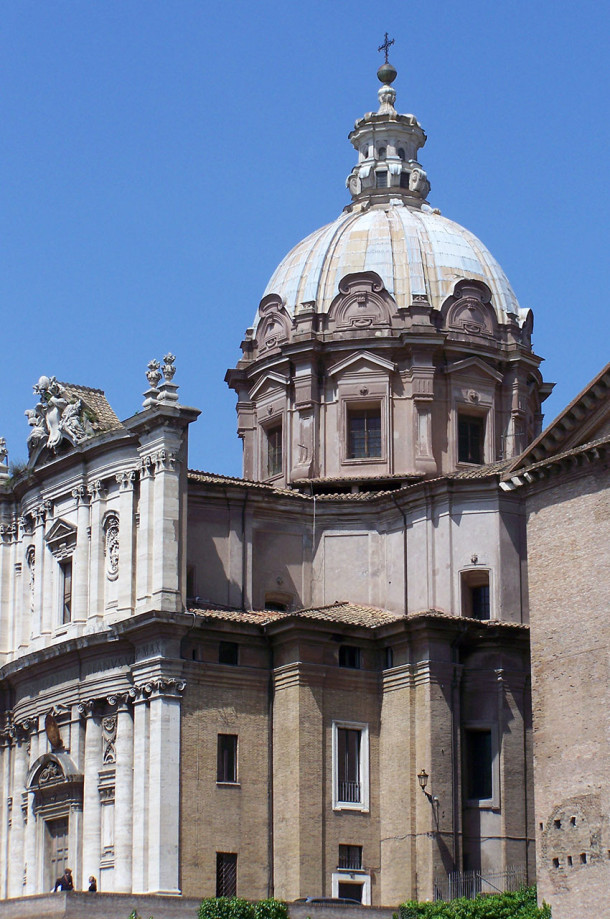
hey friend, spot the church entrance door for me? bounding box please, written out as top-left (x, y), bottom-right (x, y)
top-left (45, 817), bottom-right (69, 890)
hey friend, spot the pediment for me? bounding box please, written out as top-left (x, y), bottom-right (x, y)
top-left (445, 357), bottom-right (503, 384)
top-left (249, 371), bottom-right (290, 401)
top-left (328, 351), bottom-right (396, 378)
top-left (45, 518), bottom-right (77, 556)
top-left (508, 362), bottom-right (610, 471)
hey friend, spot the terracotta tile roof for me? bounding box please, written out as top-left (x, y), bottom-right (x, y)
top-left (59, 382), bottom-right (124, 435)
top-left (501, 434), bottom-right (610, 485)
top-left (187, 601), bottom-right (402, 628)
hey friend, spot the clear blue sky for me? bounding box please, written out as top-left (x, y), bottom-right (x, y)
top-left (1, 1), bottom-right (608, 475)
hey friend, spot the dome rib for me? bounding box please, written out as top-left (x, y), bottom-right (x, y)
top-left (260, 203), bottom-right (522, 325)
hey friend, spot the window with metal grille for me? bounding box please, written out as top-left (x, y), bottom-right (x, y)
top-left (60, 559), bottom-right (72, 624)
top-left (216, 852), bottom-right (237, 897)
top-left (338, 844), bottom-right (362, 870)
top-left (465, 729), bottom-right (493, 800)
top-left (337, 728), bottom-right (361, 804)
top-left (458, 415), bottom-right (485, 464)
top-left (266, 424), bottom-right (282, 477)
top-left (339, 645), bottom-right (361, 669)
top-left (375, 171), bottom-right (387, 188)
top-left (217, 734), bottom-right (238, 783)
top-left (219, 641), bottom-right (239, 666)
top-left (348, 407), bottom-right (381, 459)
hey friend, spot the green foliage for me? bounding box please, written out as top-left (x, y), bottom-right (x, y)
top-left (199, 897), bottom-right (255, 919)
top-left (198, 897), bottom-right (288, 919)
top-left (127, 911), bottom-right (154, 919)
top-left (254, 899), bottom-right (289, 919)
top-left (398, 887), bottom-right (551, 919)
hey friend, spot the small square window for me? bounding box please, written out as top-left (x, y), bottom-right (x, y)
top-left (217, 734), bottom-right (238, 783)
top-left (219, 641), bottom-right (239, 666)
top-left (348, 407), bottom-right (381, 459)
top-left (338, 844), bottom-right (362, 870)
top-left (266, 424), bottom-right (282, 478)
top-left (338, 882), bottom-right (363, 902)
top-left (458, 415), bottom-right (485, 464)
top-left (339, 645), bottom-right (361, 669)
top-left (216, 852), bottom-right (237, 897)
top-left (464, 729), bottom-right (493, 800)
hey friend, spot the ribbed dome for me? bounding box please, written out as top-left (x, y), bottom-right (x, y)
top-left (262, 202), bottom-right (526, 325)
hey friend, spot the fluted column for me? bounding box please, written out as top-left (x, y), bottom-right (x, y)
top-left (81, 703), bottom-right (102, 888)
top-left (71, 486), bottom-right (90, 623)
top-left (136, 458), bottom-right (154, 611)
top-left (151, 450), bottom-right (181, 612)
top-left (8, 734), bottom-right (28, 896)
top-left (87, 482), bottom-right (106, 624)
top-left (116, 471), bottom-right (137, 616)
top-left (24, 719), bottom-right (39, 893)
top-left (131, 694), bottom-right (149, 892)
top-left (146, 679), bottom-right (184, 894)
top-left (113, 695), bottom-right (134, 892)
top-left (32, 505), bottom-right (47, 637)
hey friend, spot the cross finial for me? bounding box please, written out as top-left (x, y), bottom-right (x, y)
top-left (378, 32), bottom-right (394, 64)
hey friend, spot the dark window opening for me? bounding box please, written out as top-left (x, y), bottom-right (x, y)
top-left (339, 645), bottom-right (362, 669)
top-left (461, 570), bottom-right (491, 620)
top-left (458, 415), bottom-right (485, 464)
top-left (378, 147), bottom-right (386, 160)
top-left (397, 148), bottom-right (406, 161)
top-left (266, 424), bottom-right (282, 478)
top-left (465, 729), bottom-right (493, 800)
top-left (338, 844), bottom-right (363, 870)
top-left (384, 647), bottom-right (394, 669)
top-left (219, 641), bottom-right (239, 666)
top-left (216, 852), bottom-right (237, 897)
top-left (60, 559), bottom-right (72, 624)
top-left (375, 171), bottom-right (387, 188)
top-left (348, 407), bottom-right (381, 459)
top-left (338, 882), bottom-right (363, 902)
top-left (186, 566), bottom-right (195, 600)
top-left (217, 734), bottom-right (238, 783)
top-left (400, 171), bottom-right (410, 188)
top-left (337, 728), bottom-right (361, 804)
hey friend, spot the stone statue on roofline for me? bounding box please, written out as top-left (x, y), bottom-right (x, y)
top-left (25, 376), bottom-right (92, 457)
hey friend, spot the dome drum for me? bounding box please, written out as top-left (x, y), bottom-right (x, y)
top-left (226, 67), bottom-right (550, 490)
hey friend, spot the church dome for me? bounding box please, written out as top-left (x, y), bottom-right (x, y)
top-left (262, 204), bottom-right (524, 324)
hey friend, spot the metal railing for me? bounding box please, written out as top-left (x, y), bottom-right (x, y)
top-left (338, 781), bottom-right (361, 804)
top-left (433, 865), bottom-right (526, 901)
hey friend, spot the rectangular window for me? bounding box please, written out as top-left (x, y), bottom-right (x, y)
top-left (60, 559), bottom-right (72, 624)
top-left (348, 407), bottom-right (381, 459)
top-left (458, 415), bottom-right (485, 464)
top-left (338, 882), bottom-right (363, 903)
top-left (216, 852), bottom-right (237, 897)
top-left (375, 171), bottom-right (387, 188)
top-left (266, 424), bottom-right (282, 477)
top-left (219, 641), bottom-right (239, 666)
top-left (217, 734), bottom-right (238, 783)
top-left (338, 728), bottom-right (361, 803)
top-left (333, 721), bottom-right (369, 811)
top-left (338, 844), bottom-right (362, 870)
top-left (465, 729), bottom-right (493, 800)
top-left (461, 570), bottom-right (491, 620)
top-left (400, 171), bottom-right (410, 188)
top-left (339, 645), bottom-right (361, 669)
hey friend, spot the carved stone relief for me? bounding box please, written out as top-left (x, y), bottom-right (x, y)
top-left (26, 546), bottom-right (35, 615)
top-left (102, 716), bottom-right (117, 764)
top-left (103, 514), bottom-right (120, 581)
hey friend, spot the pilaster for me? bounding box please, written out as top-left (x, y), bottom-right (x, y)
top-left (80, 702), bottom-right (102, 890)
top-left (116, 471), bottom-right (137, 616)
top-left (87, 481), bottom-right (106, 624)
top-left (71, 486), bottom-right (90, 623)
top-left (113, 694), bottom-right (134, 892)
